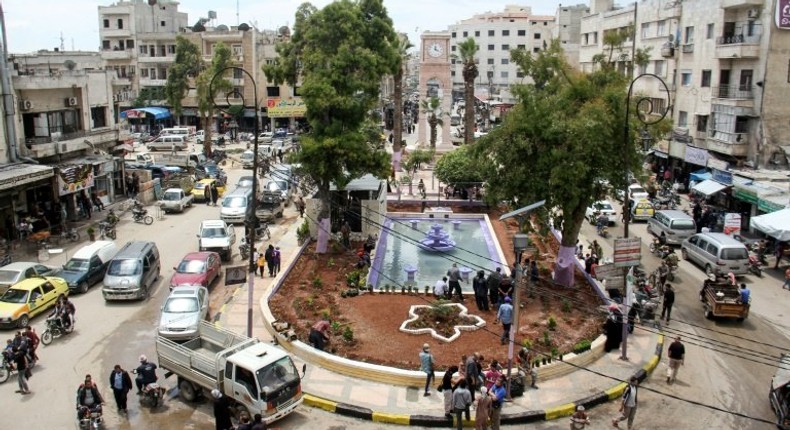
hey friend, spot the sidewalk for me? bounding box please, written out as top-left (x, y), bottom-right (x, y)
top-left (218, 209), bottom-right (665, 426)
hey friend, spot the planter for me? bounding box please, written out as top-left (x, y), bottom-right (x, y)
top-left (399, 303), bottom-right (486, 343)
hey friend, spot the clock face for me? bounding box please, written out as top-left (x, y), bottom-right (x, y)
top-left (428, 42), bottom-right (443, 58)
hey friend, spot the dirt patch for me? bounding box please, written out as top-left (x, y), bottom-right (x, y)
top-left (269, 204), bottom-right (605, 371)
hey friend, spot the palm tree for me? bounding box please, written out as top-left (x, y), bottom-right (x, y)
top-left (457, 38), bottom-right (479, 145)
top-left (420, 97), bottom-right (446, 148)
top-left (392, 36), bottom-right (413, 171)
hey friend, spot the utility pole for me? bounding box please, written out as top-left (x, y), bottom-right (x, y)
top-left (505, 260), bottom-right (522, 399)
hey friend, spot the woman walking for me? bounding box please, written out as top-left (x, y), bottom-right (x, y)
top-left (474, 386), bottom-right (492, 430)
top-left (439, 365), bottom-right (459, 419)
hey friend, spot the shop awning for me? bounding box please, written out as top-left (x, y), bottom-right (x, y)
top-left (0, 163), bottom-right (53, 191)
top-left (692, 179), bottom-right (728, 196)
top-left (751, 208), bottom-right (790, 241)
top-left (120, 107), bottom-right (171, 120)
top-left (689, 169), bottom-right (711, 182)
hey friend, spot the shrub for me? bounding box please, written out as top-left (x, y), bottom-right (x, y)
top-left (572, 339), bottom-right (592, 354)
top-left (542, 330), bottom-right (551, 346)
top-left (296, 219), bottom-right (310, 243)
top-left (561, 299), bottom-right (572, 313)
top-left (327, 258), bottom-right (335, 268)
top-left (346, 270), bottom-right (361, 287)
top-left (320, 308), bottom-right (331, 320)
top-left (550, 347), bottom-right (559, 358)
top-left (547, 316), bottom-right (557, 331)
top-left (312, 277), bottom-right (323, 289)
top-left (424, 285), bottom-right (430, 295)
top-left (342, 326), bottom-right (354, 342)
top-left (401, 285), bottom-right (406, 294)
top-left (330, 321), bottom-right (342, 335)
top-left (522, 339), bottom-right (532, 349)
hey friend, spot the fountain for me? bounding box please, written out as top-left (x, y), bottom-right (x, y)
top-left (417, 223), bottom-right (457, 252)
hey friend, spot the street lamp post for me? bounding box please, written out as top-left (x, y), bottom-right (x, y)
top-left (620, 73), bottom-right (671, 360)
top-left (210, 66), bottom-right (260, 338)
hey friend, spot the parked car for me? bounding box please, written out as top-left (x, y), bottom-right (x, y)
top-left (0, 262), bottom-right (57, 294)
top-left (169, 252), bottom-right (222, 291)
top-left (236, 175), bottom-right (258, 190)
top-left (192, 178), bottom-right (226, 202)
top-left (197, 220), bottom-right (236, 261)
top-left (0, 276), bottom-right (69, 328)
top-left (585, 200), bottom-right (617, 225)
top-left (157, 285), bottom-right (209, 340)
top-left (57, 241), bottom-right (119, 294)
top-left (616, 183), bottom-right (649, 202)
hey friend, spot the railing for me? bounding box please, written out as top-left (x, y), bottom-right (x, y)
top-left (681, 43), bottom-right (694, 53)
top-left (713, 85), bottom-right (754, 99)
top-left (709, 129), bottom-right (749, 145)
top-left (716, 33), bottom-right (760, 45)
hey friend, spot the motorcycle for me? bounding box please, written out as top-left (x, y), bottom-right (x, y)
top-left (0, 355), bottom-right (14, 383)
top-left (41, 314), bottom-right (74, 345)
top-left (105, 209), bottom-right (120, 227)
top-left (97, 221), bottom-right (116, 240)
top-left (748, 254), bottom-right (762, 277)
top-left (239, 237), bottom-right (251, 260)
top-left (132, 369), bottom-right (166, 408)
top-left (648, 238), bottom-right (662, 255)
top-left (77, 405), bottom-right (103, 429)
top-left (131, 204), bottom-right (154, 225)
top-left (58, 227), bottom-right (80, 243)
top-left (597, 224), bottom-right (609, 238)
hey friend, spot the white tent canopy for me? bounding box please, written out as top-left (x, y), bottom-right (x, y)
top-left (692, 179), bottom-right (728, 196)
top-left (750, 208), bottom-right (790, 241)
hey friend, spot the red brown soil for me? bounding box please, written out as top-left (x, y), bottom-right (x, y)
top-left (403, 304), bottom-right (479, 339)
top-left (269, 203), bottom-right (604, 371)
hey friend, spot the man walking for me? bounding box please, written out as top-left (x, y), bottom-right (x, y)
top-left (419, 343), bottom-right (434, 396)
top-left (447, 263), bottom-right (462, 301)
top-left (489, 376), bottom-right (506, 430)
top-left (495, 297), bottom-right (514, 345)
top-left (205, 182), bottom-right (213, 206)
top-left (667, 336), bottom-right (685, 384)
top-left (612, 376), bottom-right (639, 429)
top-left (108, 364), bottom-right (133, 413)
top-left (296, 196), bottom-right (306, 218)
top-left (661, 284), bottom-right (675, 323)
top-left (452, 379), bottom-right (472, 430)
top-left (487, 268), bottom-right (502, 309)
top-left (210, 182), bottom-right (219, 207)
top-left (472, 270), bottom-right (489, 311)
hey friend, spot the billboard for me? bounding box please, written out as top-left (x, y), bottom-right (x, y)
top-left (267, 98), bottom-right (306, 118)
top-left (777, 0), bottom-right (790, 29)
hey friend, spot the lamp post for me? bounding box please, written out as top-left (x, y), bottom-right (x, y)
top-left (210, 66), bottom-right (260, 338)
top-left (506, 232), bottom-right (529, 399)
top-left (620, 73), bottom-right (671, 360)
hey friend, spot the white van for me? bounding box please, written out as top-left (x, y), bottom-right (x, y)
top-left (148, 135), bottom-right (187, 152)
top-left (220, 187), bottom-right (254, 224)
top-left (160, 127), bottom-right (192, 138)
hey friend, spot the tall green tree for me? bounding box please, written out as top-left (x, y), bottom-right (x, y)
top-left (420, 96), bottom-right (446, 148)
top-left (473, 40), bottom-right (667, 286)
top-left (434, 145), bottom-right (482, 186)
top-left (164, 36), bottom-right (203, 120)
top-left (263, 0), bottom-right (398, 253)
top-left (196, 41), bottom-right (233, 157)
top-left (457, 38), bottom-right (479, 145)
top-left (392, 35), bottom-right (413, 171)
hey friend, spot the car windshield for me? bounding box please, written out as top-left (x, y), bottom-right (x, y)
top-left (266, 182), bottom-right (284, 192)
top-left (163, 192), bottom-right (180, 201)
top-left (195, 182), bottom-right (207, 189)
top-left (0, 270), bottom-right (20, 283)
top-left (201, 227), bottom-right (227, 238)
top-left (595, 202), bottom-right (613, 211)
top-left (0, 288), bottom-right (28, 304)
top-left (631, 186), bottom-right (647, 195)
top-left (177, 260), bottom-right (206, 274)
top-left (63, 259), bottom-right (89, 272)
top-left (222, 197), bottom-right (246, 208)
top-left (257, 357), bottom-right (299, 398)
top-left (722, 248), bottom-right (749, 260)
top-left (163, 297), bottom-right (199, 313)
top-left (673, 220), bottom-right (696, 230)
top-left (107, 259), bottom-right (141, 276)
top-left (205, 165), bottom-right (219, 174)
top-left (241, 153), bottom-right (254, 160)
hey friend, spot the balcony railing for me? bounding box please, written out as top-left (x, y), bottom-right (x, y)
top-left (716, 33), bottom-right (760, 45)
top-left (713, 85), bottom-right (753, 99)
top-left (681, 43), bottom-right (694, 53)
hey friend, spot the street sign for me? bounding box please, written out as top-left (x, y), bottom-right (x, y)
top-left (225, 265), bottom-right (247, 285)
top-left (613, 238), bottom-right (642, 267)
top-left (595, 263), bottom-right (624, 289)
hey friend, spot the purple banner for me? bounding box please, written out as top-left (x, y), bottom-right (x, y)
top-left (777, 0), bottom-right (790, 29)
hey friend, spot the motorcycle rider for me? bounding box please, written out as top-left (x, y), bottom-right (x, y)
top-left (51, 296), bottom-right (76, 329)
top-left (135, 355), bottom-right (158, 394)
top-left (105, 209), bottom-right (119, 226)
top-left (76, 374), bottom-right (104, 420)
top-left (596, 213), bottom-right (609, 235)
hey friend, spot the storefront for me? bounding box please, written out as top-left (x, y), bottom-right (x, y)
top-left (55, 162), bottom-right (95, 221)
top-left (120, 107), bottom-right (173, 134)
top-left (266, 97), bottom-right (306, 132)
top-left (0, 164), bottom-right (55, 240)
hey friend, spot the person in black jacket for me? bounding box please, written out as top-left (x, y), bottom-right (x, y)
top-left (76, 374), bottom-right (104, 420)
top-left (108, 364), bottom-right (133, 413)
top-left (661, 284), bottom-right (676, 323)
top-left (439, 365), bottom-right (460, 419)
top-left (212, 389), bottom-right (234, 430)
top-left (472, 270), bottom-right (489, 311)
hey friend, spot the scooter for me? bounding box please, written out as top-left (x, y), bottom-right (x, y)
top-left (131, 204), bottom-right (154, 225)
top-left (597, 224), bottom-right (609, 238)
top-left (140, 382), bottom-right (166, 408)
top-left (41, 314), bottom-right (74, 345)
top-left (748, 254), bottom-right (762, 277)
top-left (77, 405), bottom-right (103, 429)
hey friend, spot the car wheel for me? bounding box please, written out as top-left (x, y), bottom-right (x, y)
top-left (704, 307), bottom-right (712, 320)
top-left (79, 281), bottom-right (89, 294)
top-left (17, 314), bottom-right (29, 328)
top-left (179, 379), bottom-right (199, 402)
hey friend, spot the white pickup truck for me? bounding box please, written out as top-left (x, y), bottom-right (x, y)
top-left (159, 188), bottom-right (194, 213)
top-left (157, 321), bottom-right (304, 424)
top-left (197, 220), bottom-right (236, 261)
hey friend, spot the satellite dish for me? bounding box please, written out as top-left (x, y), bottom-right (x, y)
top-left (278, 26), bottom-right (291, 37)
top-left (216, 24), bottom-right (229, 31)
top-left (148, 0), bottom-right (157, 5)
top-left (238, 23), bottom-right (250, 31)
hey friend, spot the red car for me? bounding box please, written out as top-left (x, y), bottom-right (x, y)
top-left (169, 252), bottom-right (221, 291)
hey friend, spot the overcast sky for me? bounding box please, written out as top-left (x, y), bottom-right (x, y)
top-left (3, 0), bottom-right (568, 54)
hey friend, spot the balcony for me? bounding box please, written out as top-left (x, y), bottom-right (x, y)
top-left (137, 55), bottom-right (174, 63)
top-left (681, 43), bottom-right (694, 53)
top-left (715, 34), bottom-right (761, 59)
top-left (712, 85), bottom-right (755, 109)
top-left (12, 71), bottom-right (87, 90)
top-left (21, 128), bottom-right (119, 159)
top-left (139, 78), bottom-right (167, 87)
top-left (707, 130), bottom-right (750, 157)
top-left (101, 49), bottom-right (131, 60)
top-left (721, 0), bottom-right (763, 9)
top-left (101, 28), bottom-right (131, 38)
top-left (112, 75), bottom-right (132, 86)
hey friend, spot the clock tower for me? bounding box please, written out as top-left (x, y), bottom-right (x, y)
top-left (418, 32), bottom-right (451, 148)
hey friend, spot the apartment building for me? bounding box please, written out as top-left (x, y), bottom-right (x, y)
top-left (578, 0), bottom-right (790, 222)
top-left (98, 0), bottom-right (188, 108)
top-left (256, 27), bottom-right (306, 132)
top-left (553, 4), bottom-right (590, 70)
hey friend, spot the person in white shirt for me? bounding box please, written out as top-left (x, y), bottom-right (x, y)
top-left (434, 277), bottom-right (449, 299)
top-left (612, 376), bottom-right (639, 429)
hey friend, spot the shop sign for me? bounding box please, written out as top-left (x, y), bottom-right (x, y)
top-left (711, 169), bottom-right (733, 186)
top-left (613, 238), bottom-right (641, 267)
top-left (56, 165), bottom-right (94, 196)
top-left (724, 213), bottom-right (742, 235)
top-left (684, 145), bottom-right (709, 166)
top-left (707, 158), bottom-right (729, 171)
top-left (266, 98), bottom-right (306, 118)
top-left (733, 188), bottom-right (759, 204)
top-left (777, 0), bottom-right (790, 29)
top-left (758, 197), bottom-right (787, 213)
top-left (0, 168), bottom-right (53, 191)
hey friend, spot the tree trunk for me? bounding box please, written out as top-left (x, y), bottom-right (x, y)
top-left (429, 117), bottom-right (437, 148)
top-left (315, 185), bottom-right (331, 254)
top-left (464, 78), bottom-right (475, 145)
top-left (393, 69), bottom-right (404, 171)
top-left (553, 208), bottom-right (587, 287)
top-left (202, 112), bottom-right (213, 157)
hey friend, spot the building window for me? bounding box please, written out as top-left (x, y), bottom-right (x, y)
top-left (735, 116), bottom-right (749, 133)
top-left (159, 69), bottom-right (166, 80)
top-left (501, 58), bottom-right (509, 65)
top-left (451, 45), bottom-right (456, 52)
top-left (231, 87), bottom-right (242, 99)
top-left (701, 70), bottom-right (711, 87)
top-left (463, 31), bottom-right (468, 37)
top-left (129, 65), bottom-right (135, 75)
top-left (103, 19), bottom-right (109, 28)
top-left (487, 58), bottom-right (494, 65)
top-left (160, 20), bottom-right (166, 27)
top-left (488, 30), bottom-right (495, 36)
top-left (681, 70), bottom-right (692, 86)
top-left (706, 23), bottom-right (714, 39)
top-left (451, 70), bottom-right (456, 77)
top-left (501, 71), bottom-right (509, 78)
top-left (140, 68), bottom-right (149, 78)
top-left (502, 30), bottom-right (510, 36)
top-left (517, 71), bottom-right (525, 78)
top-left (139, 45), bottom-right (148, 54)
top-left (678, 111), bottom-right (688, 127)
top-left (232, 44), bottom-right (243, 56)
top-left (684, 26), bottom-right (694, 43)
top-left (127, 39), bottom-right (134, 49)
top-left (487, 44), bottom-right (495, 50)
top-left (160, 45), bottom-right (166, 56)
top-left (102, 40), bottom-right (110, 50)
top-left (657, 20), bottom-right (666, 36)
top-left (654, 60), bottom-right (665, 77)
top-left (266, 86), bottom-right (280, 97)
top-left (696, 115), bottom-right (708, 133)
top-left (168, 45), bottom-right (176, 54)
top-left (641, 22), bottom-right (651, 39)
top-left (534, 33), bottom-right (541, 39)
top-left (518, 29), bottom-right (526, 36)
top-left (149, 45), bottom-right (156, 56)
top-left (517, 44), bottom-right (526, 50)
top-left (233, 68), bottom-right (243, 79)
top-left (451, 32), bottom-right (456, 38)
top-left (475, 31), bottom-right (480, 37)
top-left (533, 47), bottom-right (540, 53)
top-left (117, 19), bottom-right (123, 29)
top-left (501, 44), bottom-right (509, 50)
top-left (149, 68), bottom-right (156, 79)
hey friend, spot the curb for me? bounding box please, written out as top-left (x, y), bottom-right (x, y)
top-left (298, 334), bottom-right (665, 426)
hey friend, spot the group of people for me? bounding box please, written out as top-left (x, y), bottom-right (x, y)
top-left (74, 355), bottom-right (160, 420)
top-left (255, 244), bottom-right (281, 278)
top-left (2, 326), bottom-right (39, 395)
top-left (212, 389), bottom-right (266, 430)
top-left (124, 172), bottom-right (141, 199)
top-left (204, 181), bottom-right (221, 206)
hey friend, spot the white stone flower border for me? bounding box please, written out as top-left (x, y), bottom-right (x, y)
top-left (399, 302), bottom-right (486, 342)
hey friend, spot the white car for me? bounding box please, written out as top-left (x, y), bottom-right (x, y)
top-left (157, 285), bottom-right (209, 340)
top-left (616, 184), bottom-right (649, 202)
top-left (0, 262), bottom-right (57, 294)
top-left (585, 200), bottom-right (617, 225)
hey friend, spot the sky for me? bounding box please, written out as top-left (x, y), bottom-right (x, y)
top-left (2, 0), bottom-right (566, 54)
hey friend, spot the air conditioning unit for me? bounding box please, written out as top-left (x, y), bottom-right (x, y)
top-left (19, 100), bottom-right (32, 110)
top-left (66, 97), bottom-right (78, 107)
top-left (748, 8), bottom-right (760, 19)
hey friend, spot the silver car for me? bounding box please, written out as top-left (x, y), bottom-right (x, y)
top-left (0, 262), bottom-right (57, 294)
top-left (157, 285), bottom-right (209, 340)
